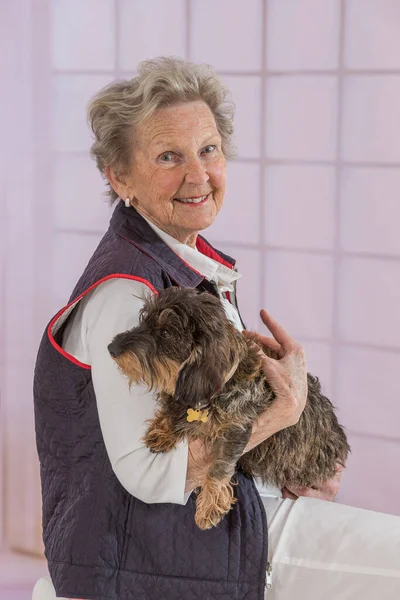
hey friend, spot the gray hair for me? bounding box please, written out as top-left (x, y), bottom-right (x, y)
top-left (87, 57), bottom-right (236, 203)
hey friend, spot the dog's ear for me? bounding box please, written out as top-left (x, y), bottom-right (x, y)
top-left (174, 349), bottom-right (224, 409)
top-left (174, 322), bottom-right (244, 409)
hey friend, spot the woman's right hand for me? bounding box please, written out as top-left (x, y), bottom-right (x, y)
top-left (243, 309), bottom-right (308, 453)
top-left (282, 463), bottom-right (344, 501)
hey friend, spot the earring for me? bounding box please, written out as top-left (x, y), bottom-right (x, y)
top-left (124, 197), bottom-right (130, 208)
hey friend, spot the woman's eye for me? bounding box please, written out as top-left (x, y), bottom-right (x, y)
top-left (202, 145), bottom-right (216, 154)
top-left (159, 152), bottom-right (176, 162)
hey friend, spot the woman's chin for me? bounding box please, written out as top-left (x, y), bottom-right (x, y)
top-left (173, 203), bottom-right (219, 231)
top-left (184, 213), bottom-right (217, 233)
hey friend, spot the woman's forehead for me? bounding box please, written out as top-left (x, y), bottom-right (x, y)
top-left (138, 102), bottom-right (220, 148)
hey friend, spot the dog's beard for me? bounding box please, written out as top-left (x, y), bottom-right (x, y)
top-left (114, 352), bottom-right (144, 385)
top-left (114, 351), bottom-right (180, 395)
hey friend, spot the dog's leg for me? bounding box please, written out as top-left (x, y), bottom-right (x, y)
top-left (143, 410), bottom-right (181, 454)
top-left (195, 426), bottom-right (252, 530)
top-left (195, 476), bottom-right (236, 530)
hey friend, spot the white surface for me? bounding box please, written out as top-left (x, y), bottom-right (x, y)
top-left (265, 165), bottom-right (335, 250)
top-left (263, 496), bottom-right (400, 599)
top-left (266, 76), bottom-right (338, 161)
top-left (220, 76), bottom-right (262, 159)
top-left (206, 163), bottom-right (261, 244)
top-left (338, 257), bottom-right (400, 348)
top-left (345, 0), bottom-right (400, 69)
top-left (267, 0), bottom-right (340, 70)
top-left (54, 155), bottom-right (112, 233)
top-left (341, 76), bottom-right (400, 162)
top-left (53, 75), bottom-right (113, 152)
top-left (264, 251), bottom-right (334, 339)
top-left (340, 167), bottom-right (400, 256)
top-left (119, 0), bottom-right (186, 70)
top-left (52, 0), bottom-right (115, 70)
top-left (191, 0), bottom-right (263, 71)
top-left (337, 346), bottom-right (400, 439)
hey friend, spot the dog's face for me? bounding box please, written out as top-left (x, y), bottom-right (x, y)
top-left (108, 287), bottom-right (243, 408)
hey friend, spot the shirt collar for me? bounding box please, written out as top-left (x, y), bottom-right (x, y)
top-left (140, 213), bottom-right (242, 292)
top-left (109, 202), bottom-right (238, 289)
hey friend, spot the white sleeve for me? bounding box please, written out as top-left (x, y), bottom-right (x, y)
top-left (78, 277), bottom-right (192, 505)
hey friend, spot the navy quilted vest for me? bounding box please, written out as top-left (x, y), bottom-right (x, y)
top-left (34, 203), bottom-right (268, 599)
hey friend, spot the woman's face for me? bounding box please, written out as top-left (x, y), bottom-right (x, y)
top-left (121, 100), bottom-right (226, 246)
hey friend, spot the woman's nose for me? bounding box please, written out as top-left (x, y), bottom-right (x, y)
top-left (185, 160), bottom-right (210, 185)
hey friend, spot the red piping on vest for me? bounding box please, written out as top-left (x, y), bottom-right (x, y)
top-left (196, 237), bottom-right (233, 269)
top-left (47, 274), bottom-right (158, 370)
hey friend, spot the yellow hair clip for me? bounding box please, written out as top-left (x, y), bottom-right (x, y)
top-left (187, 408), bottom-right (209, 423)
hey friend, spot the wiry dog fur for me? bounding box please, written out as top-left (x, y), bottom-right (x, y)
top-left (108, 287), bottom-right (350, 530)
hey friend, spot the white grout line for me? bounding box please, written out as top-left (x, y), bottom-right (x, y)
top-left (52, 227), bottom-right (400, 263)
top-left (51, 69), bottom-right (400, 77)
top-left (347, 430), bottom-right (400, 445)
top-left (330, 0), bottom-right (347, 405)
top-left (185, 0), bottom-right (191, 60)
top-left (114, 0), bottom-right (120, 77)
top-left (52, 150), bottom-right (400, 170)
top-left (259, 0), bottom-right (268, 321)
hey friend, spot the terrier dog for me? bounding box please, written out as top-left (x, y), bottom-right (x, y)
top-left (108, 287), bottom-right (350, 530)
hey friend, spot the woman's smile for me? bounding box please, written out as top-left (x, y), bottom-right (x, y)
top-left (173, 192), bottom-right (211, 206)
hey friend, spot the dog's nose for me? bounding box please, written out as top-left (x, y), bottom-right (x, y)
top-left (108, 341), bottom-right (122, 358)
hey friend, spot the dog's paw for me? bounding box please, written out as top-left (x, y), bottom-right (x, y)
top-left (144, 429), bottom-right (177, 454)
top-left (195, 479), bottom-right (236, 530)
top-left (195, 498), bottom-right (236, 530)
top-left (195, 508), bottom-right (225, 530)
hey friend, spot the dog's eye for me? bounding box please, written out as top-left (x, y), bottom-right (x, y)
top-left (160, 329), bottom-right (170, 338)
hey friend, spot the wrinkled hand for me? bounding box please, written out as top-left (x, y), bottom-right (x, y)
top-left (244, 309), bottom-right (308, 432)
top-left (282, 463), bottom-right (344, 502)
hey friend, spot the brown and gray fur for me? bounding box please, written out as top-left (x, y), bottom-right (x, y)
top-left (108, 287), bottom-right (350, 530)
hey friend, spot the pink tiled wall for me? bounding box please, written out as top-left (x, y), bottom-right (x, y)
top-left (49, 0), bottom-right (400, 515)
top-left (2, 2), bottom-right (400, 561)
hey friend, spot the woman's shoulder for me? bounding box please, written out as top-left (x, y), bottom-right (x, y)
top-left (91, 275), bottom-right (154, 297)
top-left (62, 277), bottom-right (155, 358)
top-left (82, 276), bottom-right (155, 320)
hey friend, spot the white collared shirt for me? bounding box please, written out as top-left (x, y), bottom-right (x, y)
top-left (141, 215), bottom-right (242, 294)
top-left (61, 216), bottom-right (246, 505)
top-left (141, 214), bottom-right (244, 331)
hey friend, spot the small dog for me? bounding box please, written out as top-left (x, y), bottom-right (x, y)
top-left (108, 287), bottom-right (350, 530)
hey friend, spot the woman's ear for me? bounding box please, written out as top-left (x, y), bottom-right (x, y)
top-left (174, 349), bottom-right (224, 410)
top-left (105, 165), bottom-right (131, 200)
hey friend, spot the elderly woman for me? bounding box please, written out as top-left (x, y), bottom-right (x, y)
top-left (33, 58), bottom-right (400, 600)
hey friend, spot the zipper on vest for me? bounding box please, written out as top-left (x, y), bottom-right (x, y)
top-left (231, 278), bottom-right (247, 330)
top-left (265, 561), bottom-right (273, 589)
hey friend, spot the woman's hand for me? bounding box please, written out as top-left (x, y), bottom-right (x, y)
top-left (243, 309), bottom-right (308, 452)
top-left (282, 463), bottom-right (344, 502)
